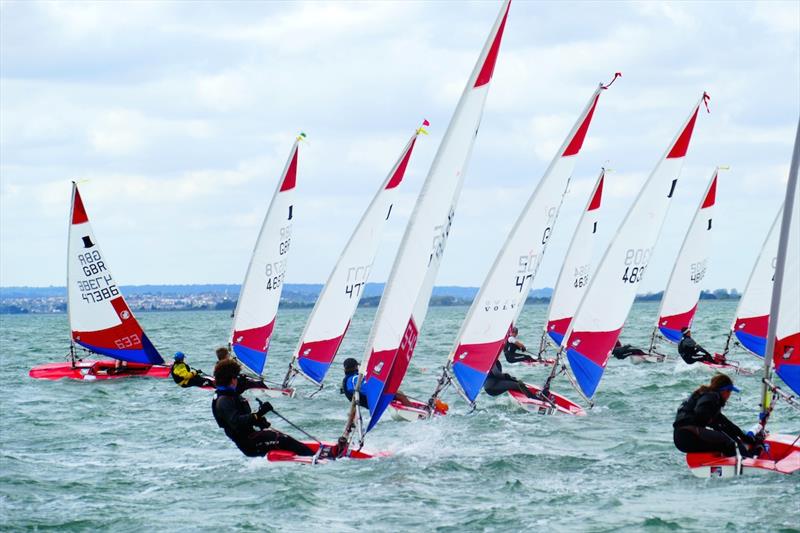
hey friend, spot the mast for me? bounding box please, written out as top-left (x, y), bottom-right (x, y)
top-left (761, 117), bottom-right (800, 424)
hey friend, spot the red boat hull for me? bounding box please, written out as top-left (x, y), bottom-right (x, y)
top-left (266, 441), bottom-right (388, 463)
top-left (29, 360), bottom-right (170, 380)
top-left (388, 397), bottom-right (448, 421)
top-left (686, 433), bottom-right (800, 477)
top-left (508, 383), bottom-right (586, 416)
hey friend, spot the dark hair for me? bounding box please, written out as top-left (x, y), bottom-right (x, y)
top-left (693, 373), bottom-right (734, 396)
top-left (215, 347), bottom-right (231, 361)
top-left (214, 358), bottom-right (241, 386)
top-left (343, 358), bottom-right (359, 373)
top-left (511, 327), bottom-right (519, 335)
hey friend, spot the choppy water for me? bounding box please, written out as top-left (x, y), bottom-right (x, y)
top-left (1, 300), bottom-right (798, 532)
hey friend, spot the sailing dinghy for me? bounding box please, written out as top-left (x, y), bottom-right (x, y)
top-left (716, 206), bottom-right (783, 360)
top-left (538, 93), bottom-right (710, 412)
top-left (638, 167), bottom-right (746, 374)
top-left (343, 0), bottom-right (512, 439)
top-left (281, 123), bottom-right (427, 391)
top-left (266, 0), bottom-right (515, 462)
top-left (228, 135), bottom-right (304, 398)
top-left (539, 168), bottom-right (606, 354)
top-left (425, 76), bottom-right (616, 416)
top-left (29, 183), bottom-right (168, 381)
top-left (686, 119), bottom-right (800, 477)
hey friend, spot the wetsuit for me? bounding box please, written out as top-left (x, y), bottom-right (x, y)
top-left (612, 341), bottom-right (647, 360)
top-left (678, 336), bottom-right (715, 365)
top-left (504, 336), bottom-right (535, 364)
top-left (341, 372), bottom-right (369, 408)
top-left (170, 362), bottom-right (213, 388)
top-left (483, 360), bottom-right (537, 399)
top-left (672, 390), bottom-right (751, 456)
top-left (211, 386), bottom-right (313, 457)
top-left (236, 374), bottom-right (267, 394)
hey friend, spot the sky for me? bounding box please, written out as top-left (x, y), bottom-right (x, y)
top-left (1, 0), bottom-right (798, 294)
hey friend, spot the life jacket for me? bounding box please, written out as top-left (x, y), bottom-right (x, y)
top-left (170, 361), bottom-right (194, 386)
top-left (341, 372), bottom-right (358, 401)
top-left (673, 390), bottom-right (722, 428)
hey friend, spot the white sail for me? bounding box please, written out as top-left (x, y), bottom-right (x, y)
top-left (231, 137), bottom-right (301, 375)
top-left (653, 167), bottom-right (719, 344)
top-left (544, 168), bottom-right (606, 348)
top-left (767, 118), bottom-right (800, 396)
top-left (286, 125), bottom-right (426, 387)
top-left (350, 0), bottom-right (512, 435)
top-left (68, 183), bottom-right (163, 365)
top-left (444, 80), bottom-right (614, 403)
top-left (562, 94), bottom-right (709, 399)
top-left (729, 205), bottom-right (782, 357)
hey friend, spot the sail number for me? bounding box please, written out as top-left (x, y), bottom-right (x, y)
top-left (621, 248), bottom-right (650, 284)
top-left (515, 251), bottom-right (539, 293)
top-left (265, 259), bottom-right (287, 291)
top-left (690, 260), bottom-right (707, 283)
top-left (573, 264), bottom-right (590, 288)
top-left (345, 264), bottom-right (371, 299)
top-left (77, 250), bottom-right (107, 277)
top-left (279, 225), bottom-right (292, 255)
top-left (114, 334), bottom-right (141, 349)
top-left (429, 209), bottom-right (454, 266)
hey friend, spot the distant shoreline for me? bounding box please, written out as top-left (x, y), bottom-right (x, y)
top-left (0, 283), bottom-right (741, 315)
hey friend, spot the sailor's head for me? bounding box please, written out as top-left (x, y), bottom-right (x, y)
top-left (681, 327), bottom-right (691, 337)
top-left (215, 346), bottom-right (231, 361)
top-left (174, 351), bottom-right (186, 361)
top-left (343, 358), bottom-right (359, 374)
top-left (511, 327), bottom-right (519, 336)
top-left (709, 373), bottom-right (740, 402)
top-left (214, 358), bottom-right (241, 387)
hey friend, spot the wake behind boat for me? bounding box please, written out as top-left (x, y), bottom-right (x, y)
top-left (29, 183), bottom-right (168, 381)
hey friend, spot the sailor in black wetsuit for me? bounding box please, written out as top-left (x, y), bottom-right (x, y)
top-left (483, 356), bottom-right (539, 399)
top-left (211, 358), bottom-right (313, 458)
top-left (673, 374), bottom-right (759, 457)
top-left (612, 340), bottom-right (647, 360)
top-left (215, 346), bottom-right (267, 393)
top-left (504, 327), bottom-right (537, 364)
top-left (678, 327), bottom-right (716, 364)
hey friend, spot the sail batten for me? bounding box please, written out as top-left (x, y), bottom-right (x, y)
top-left (67, 183), bottom-right (163, 365)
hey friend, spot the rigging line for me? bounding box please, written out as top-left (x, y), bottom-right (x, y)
top-left (259, 401), bottom-right (322, 444)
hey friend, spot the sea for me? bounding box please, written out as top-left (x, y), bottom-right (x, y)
top-left (1, 300), bottom-right (798, 532)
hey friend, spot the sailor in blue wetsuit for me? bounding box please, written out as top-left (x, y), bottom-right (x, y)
top-left (340, 358), bottom-right (413, 407)
top-left (341, 358), bottom-right (369, 408)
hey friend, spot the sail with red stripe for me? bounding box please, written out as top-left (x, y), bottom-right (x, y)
top-left (544, 169), bottom-right (606, 348)
top-left (285, 125), bottom-right (425, 387)
top-left (653, 168), bottom-right (719, 344)
top-left (563, 94), bottom-right (708, 399)
top-left (445, 80), bottom-right (613, 404)
top-left (68, 183), bottom-right (163, 365)
top-left (231, 136), bottom-right (301, 375)
top-left (347, 0), bottom-right (512, 436)
top-left (768, 119), bottom-right (800, 396)
top-left (728, 206), bottom-right (782, 357)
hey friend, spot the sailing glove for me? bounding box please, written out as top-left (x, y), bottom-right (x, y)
top-left (256, 401), bottom-right (274, 417)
